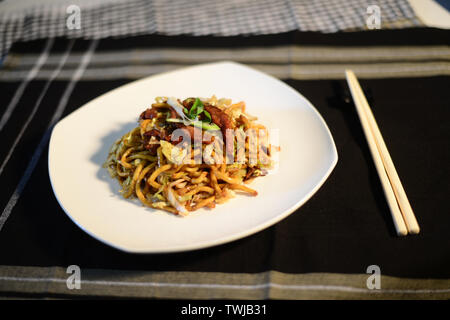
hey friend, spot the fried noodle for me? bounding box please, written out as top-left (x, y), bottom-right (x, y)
top-left (103, 96), bottom-right (278, 215)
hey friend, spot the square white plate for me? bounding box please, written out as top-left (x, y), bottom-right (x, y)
top-left (49, 61), bottom-right (338, 253)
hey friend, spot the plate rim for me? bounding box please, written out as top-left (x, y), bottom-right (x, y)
top-left (48, 61), bottom-right (338, 253)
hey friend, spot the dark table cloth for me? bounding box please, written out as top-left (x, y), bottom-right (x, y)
top-left (0, 27), bottom-right (449, 299)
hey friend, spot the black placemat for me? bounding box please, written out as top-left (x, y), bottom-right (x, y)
top-left (0, 29), bottom-right (449, 299)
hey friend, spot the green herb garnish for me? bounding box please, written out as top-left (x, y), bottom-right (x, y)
top-left (203, 110), bottom-right (212, 123)
top-left (188, 98), bottom-right (204, 119)
top-left (178, 98), bottom-right (220, 131)
top-left (193, 121), bottom-right (220, 131)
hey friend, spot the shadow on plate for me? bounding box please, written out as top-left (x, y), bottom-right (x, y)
top-left (89, 121), bottom-right (140, 203)
top-left (88, 120), bottom-right (188, 218)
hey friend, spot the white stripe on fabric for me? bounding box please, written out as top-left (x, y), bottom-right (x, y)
top-left (0, 39), bottom-right (75, 177)
top-left (2, 62), bottom-right (447, 81)
top-left (0, 38), bottom-right (53, 132)
top-left (0, 276), bottom-right (449, 294)
top-left (0, 39), bottom-right (99, 231)
top-left (5, 45), bottom-right (450, 68)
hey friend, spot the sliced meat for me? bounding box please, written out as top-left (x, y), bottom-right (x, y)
top-left (143, 129), bottom-right (161, 154)
top-left (167, 106), bottom-right (179, 119)
top-left (173, 124), bottom-right (203, 144)
top-left (181, 98), bottom-right (196, 109)
top-left (140, 106), bottom-right (179, 120)
top-left (140, 108), bottom-right (158, 120)
top-left (144, 142), bottom-right (159, 154)
top-left (204, 105), bottom-right (232, 130)
top-left (143, 128), bottom-right (173, 154)
top-left (181, 99), bottom-right (233, 133)
top-left (204, 104), bottom-right (234, 153)
top-left (143, 129), bottom-right (161, 139)
top-left (179, 125), bottom-right (198, 140)
top-left (182, 99), bottom-right (234, 151)
top-left (244, 167), bottom-right (256, 181)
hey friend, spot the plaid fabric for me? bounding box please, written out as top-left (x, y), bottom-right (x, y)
top-left (0, 0), bottom-right (423, 57)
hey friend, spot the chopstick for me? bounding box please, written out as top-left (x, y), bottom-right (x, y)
top-left (345, 70), bottom-right (420, 236)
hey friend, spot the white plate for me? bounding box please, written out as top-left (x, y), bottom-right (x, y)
top-left (49, 62), bottom-right (337, 253)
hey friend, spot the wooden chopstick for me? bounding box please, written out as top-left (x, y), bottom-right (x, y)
top-left (345, 70), bottom-right (420, 236)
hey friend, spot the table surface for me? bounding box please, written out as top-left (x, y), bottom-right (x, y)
top-left (0, 27), bottom-right (449, 299)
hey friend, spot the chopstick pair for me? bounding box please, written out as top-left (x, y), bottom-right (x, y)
top-left (345, 70), bottom-right (420, 236)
